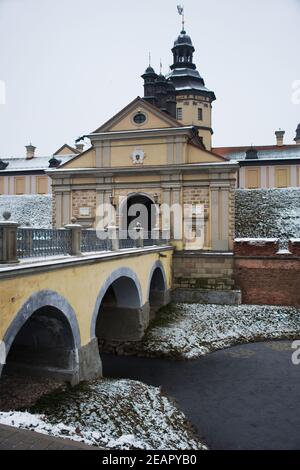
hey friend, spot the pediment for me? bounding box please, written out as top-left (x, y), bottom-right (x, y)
top-left (93, 97), bottom-right (181, 133)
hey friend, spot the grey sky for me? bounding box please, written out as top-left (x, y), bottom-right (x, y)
top-left (0, 0), bottom-right (299, 157)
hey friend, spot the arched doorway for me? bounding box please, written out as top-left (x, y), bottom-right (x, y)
top-left (3, 306), bottom-right (78, 384)
top-left (121, 193), bottom-right (157, 236)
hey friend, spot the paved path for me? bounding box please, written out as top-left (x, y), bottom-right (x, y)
top-left (0, 423), bottom-right (95, 450)
top-left (102, 340), bottom-right (300, 450)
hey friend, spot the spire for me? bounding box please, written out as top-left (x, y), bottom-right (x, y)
top-left (177, 4), bottom-right (185, 32)
top-left (171, 8), bottom-right (196, 72)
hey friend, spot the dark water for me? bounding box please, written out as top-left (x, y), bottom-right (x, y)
top-left (101, 340), bottom-right (300, 450)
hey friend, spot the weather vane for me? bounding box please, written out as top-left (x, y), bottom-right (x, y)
top-left (177, 4), bottom-right (185, 31)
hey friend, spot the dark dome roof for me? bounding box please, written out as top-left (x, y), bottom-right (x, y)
top-left (144, 66), bottom-right (155, 74)
top-left (156, 73), bottom-right (167, 82)
top-left (174, 30), bottom-right (193, 47)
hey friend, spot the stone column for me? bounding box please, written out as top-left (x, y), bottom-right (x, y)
top-left (62, 190), bottom-right (71, 226)
top-left (107, 224), bottom-right (119, 251)
top-left (0, 212), bottom-right (19, 264)
top-left (54, 191), bottom-right (63, 228)
top-left (134, 224), bottom-right (144, 248)
top-left (65, 220), bottom-right (82, 256)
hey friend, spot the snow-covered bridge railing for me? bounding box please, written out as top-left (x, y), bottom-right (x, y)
top-left (17, 228), bottom-right (72, 259)
top-left (0, 213), bottom-right (170, 264)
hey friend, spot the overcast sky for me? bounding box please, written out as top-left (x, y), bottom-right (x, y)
top-left (0, 0), bottom-right (299, 157)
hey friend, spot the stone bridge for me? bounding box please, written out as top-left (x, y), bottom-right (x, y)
top-left (0, 246), bottom-right (173, 385)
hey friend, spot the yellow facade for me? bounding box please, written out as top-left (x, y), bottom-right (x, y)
top-left (176, 94), bottom-right (212, 150)
top-left (241, 165), bottom-right (297, 189)
top-left (0, 250), bottom-right (173, 348)
top-left (50, 97), bottom-right (238, 251)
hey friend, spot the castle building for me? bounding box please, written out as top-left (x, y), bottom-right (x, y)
top-left (49, 25), bottom-right (238, 253)
top-left (0, 144), bottom-right (81, 195)
top-left (214, 127), bottom-right (300, 189)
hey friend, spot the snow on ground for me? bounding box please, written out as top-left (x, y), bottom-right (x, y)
top-left (235, 188), bottom-right (300, 240)
top-left (0, 379), bottom-right (206, 450)
top-left (139, 304), bottom-right (300, 360)
top-left (0, 195), bottom-right (52, 228)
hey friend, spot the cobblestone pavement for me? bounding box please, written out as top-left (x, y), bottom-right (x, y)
top-left (0, 423), bottom-right (96, 450)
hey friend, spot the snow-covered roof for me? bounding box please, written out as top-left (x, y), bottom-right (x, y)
top-left (214, 145), bottom-right (300, 162)
top-left (0, 154), bottom-right (74, 172)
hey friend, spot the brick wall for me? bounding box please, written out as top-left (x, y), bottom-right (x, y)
top-left (183, 187), bottom-right (209, 214)
top-left (234, 239), bottom-right (300, 306)
top-left (173, 251), bottom-right (235, 291)
top-left (72, 190), bottom-right (96, 220)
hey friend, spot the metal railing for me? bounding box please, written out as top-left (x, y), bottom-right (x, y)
top-left (17, 228), bottom-right (72, 259)
top-left (119, 230), bottom-right (135, 249)
top-left (81, 230), bottom-right (110, 253)
top-left (8, 224), bottom-right (170, 262)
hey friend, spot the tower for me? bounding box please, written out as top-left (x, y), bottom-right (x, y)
top-left (167, 20), bottom-right (216, 149)
top-left (141, 66), bottom-right (158, 107)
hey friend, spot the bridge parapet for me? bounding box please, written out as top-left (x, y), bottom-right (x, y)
top-left (0, 215), bottom-right (169, 264)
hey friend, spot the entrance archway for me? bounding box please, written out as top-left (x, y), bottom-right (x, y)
top-left (121, 193), bottom-right (157, 235)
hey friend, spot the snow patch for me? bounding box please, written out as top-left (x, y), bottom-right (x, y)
top-left (0, 195), bottom-right (52, 228)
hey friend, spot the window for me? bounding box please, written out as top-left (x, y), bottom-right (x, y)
top-left (177, 107), bottom-right (183, 120)
top-left (0, 177), bottom-right (4, 195)
top-left (133, 112), bottom-right (146, 125)
top-left (246, 168), bottom-right (260, 189)
top-left (275, 167), bottom-right (290, 188)
top-left (198, 108), bottom-right (203, 121)
top-left (15, 176), bottom-right (25, 195)
top-left (37, 176), bottom-right (49, 194)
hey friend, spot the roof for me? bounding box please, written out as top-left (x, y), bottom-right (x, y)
top-left (0, 154), bottom-right (74, 173)
top-left (213, 144), bottom-right (300, 161)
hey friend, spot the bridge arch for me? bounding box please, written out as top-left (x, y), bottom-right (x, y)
top-left (1, 290), bottom-right (81, 384)
top-left (91, 267), bottom-right (149, 350)
top-left (147, 261), bottom-right (170, 318)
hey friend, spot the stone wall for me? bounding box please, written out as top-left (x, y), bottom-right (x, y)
top-left (234, 239), bottom-right (300, 306)
top-left (173, 251), bottom-right (235, 291)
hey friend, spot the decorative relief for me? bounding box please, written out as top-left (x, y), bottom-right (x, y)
top-left (131, 149), bottom-right (145, 165)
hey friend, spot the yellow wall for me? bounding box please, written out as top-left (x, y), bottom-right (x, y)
top-left (0, 250), bottom-right (173, 347)
top-left (176, 95), bottom-right (212, 150)
top-left (187, 144), bottom-right (224, 163)
top-left (63, 148), bottom-right (96, 169)
top-left (37, 176), bottom-right (49, 194)
top-left (110, 138), bottom-right (168, 167)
